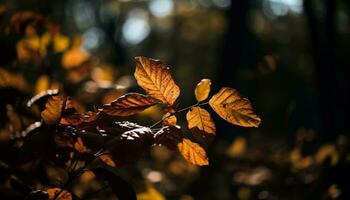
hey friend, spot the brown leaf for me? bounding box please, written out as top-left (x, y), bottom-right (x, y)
top-left (177, 138), bottom-right (209, 166)
top-left (162, 112), bottom-right (177, 126)
top-left (41, 94), bottom-right (66, 125)
top-left (27, 89), bottom-right (59, 107)
top-left (186, 107), bottom-right (216, 145)
top-left (209, 87), bottom-right (261, 127)
top-left (134, 56), bottom-right (180, 106)
top-left (74, 136), bottom-right (90, 153)
top-left (0, 68), bottom-right (28, 91)
top-left (154, 125), bottom-right (183, 150)
top-left (100, 154), bottom-right (117, 167)
top-left (103, 93), bottom-right (159, 116)
top-left (194, 79), bottom-right (211, 102)
top-left (47, 188), bottom-right (72, 200)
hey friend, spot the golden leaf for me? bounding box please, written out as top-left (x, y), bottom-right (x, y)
top-left (162, 112), bottom-right (177, 126)
top-left (209, 87), bottom-right (261, 127)
top-left (47, 188), bottom-right (72, 200)
top-left (102, 93), bottom-right (159, 116)
top-left (100, 154), bottom-right (117, 167)
top-left (194, 79), bottom-right (211, 102)
top-left (53, 33), bottom-right (70, 53)
top-left (41, 94), bottom-right (65, 125)
top-left (0, 68), bottom-right (28, 91)
top-left (134, 56), bottom-right (180, 106)
top-left (62, 48), bottom-right (89, 69)
top-left (186, 107), bottom-right (216, 145)
top-left (35, 75), bottom-right (50, 94)
top-left (177, 138), bottom-right (209, 166)
top-left (137, 184), bottom-right (165, 200)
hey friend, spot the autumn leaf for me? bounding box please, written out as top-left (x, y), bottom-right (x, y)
top-left (194, 79), bottom-right (211, 102)
top-left (100, 153), bottom-right (117, 167)
top-left (154, 125), bottom-right (183, 150)
top-left (62, 48), bottom-right (89, 69)
top-left (134, 56), bottom-right (180, 106)
top-left (102, 93), bottom-right (159, 116)
top-left (186, 106), bottom-right (216, 145)
top-left (46, 188), bottom-right (72, 200)
top-left (27, 89), bottom-right (59, 107)
top-left (162, 112), bottom-right (177, 126)
top-left (74, 137), bottom-right (90, 153)
top-left (41, 94), bottom-right (66, 125)
top-left (209, 87), bottom-right (261, 127)
top-left (177, 138), bottom-right (209, 166)
top-left (137, 184), bottom-right (165, 200)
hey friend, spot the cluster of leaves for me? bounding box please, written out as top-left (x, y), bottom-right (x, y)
top-left (0, 6), bottom-right (261, 200)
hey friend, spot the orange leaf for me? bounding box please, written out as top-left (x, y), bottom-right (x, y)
top-left (134, 56), bottom-right (180, 106)
top-left (74, 137), bottom-right (90, 153)
top-left (194, 79), bottom-right (211, 102)
top-left (100, 154), bottom-right (117, 167)
top-left (162, 112), bottom-right (177, 126)
top-left (47, 188), bottom-right (72, 200)
top-left (209, 87), bottom-right (261, 127)
top-left (62, 48), bottom-right (89, 69)
top-left (41, 94), bottom-right (66, 125)
top-left (177, 138), bottom-right (209, 166)
top-left (103, 93), bottom-right (159, 116)
top-left (186, 107), bottom-right (216, 145)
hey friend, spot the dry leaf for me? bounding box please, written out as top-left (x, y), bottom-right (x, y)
top-left (186, 107), bottom-right (216, 145)
top-left (162, 112), bottom-right (177, 126)
top-left (41, 94), bottom-right (65, 125)
top-left (47, 188), bottom-right (72, 200)
top-left (134, 56), bottom-right (180, 106)
top-left (209, 87), bottom-right (261, 127)
top-left (177, 138), bottom-right (209, 166)
top-left (74, 137), bottom-right (90, 153)
top-left (154, 125), bottom-right (183, 150)
top-left (194, 79), bottom-right (211, 102)
top-left (103, 93), bottom-right (159, 116)
top-left (100, 154), bottom-right (117, 167)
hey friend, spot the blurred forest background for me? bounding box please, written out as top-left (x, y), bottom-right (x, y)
top-left (1, 0), bottom-right (350, 199)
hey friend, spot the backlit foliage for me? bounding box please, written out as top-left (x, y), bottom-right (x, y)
top-left (0, 7), bottom-right (260, 200)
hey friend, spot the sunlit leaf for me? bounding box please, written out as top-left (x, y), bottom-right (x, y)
top-left (46, 188), bottom-right (72, 200)
top-left (209, 87), bottom-right (261, 127)
top-left (53, 33), bottom-right (70, 53)
top-left (194, 79), bottom-right (211, 102)
top-left (102, 93), bottom-right (159, 116)
top-left (137, 184), bottom-right (165, 200)
top-left (41, 94), bottom-right (65, 125)
top-left (177, 138), bottom-right (209, 166)
top-left (134, 56), bottom-right (180, 106)
top-left (186, 106), bottom-right (216, 145)
top-left (62, 48), bottom-right (89, 69)
top-left (162, 112), bottom-right (177, 126)
top-left (27, 89), bottom-right (59, 107)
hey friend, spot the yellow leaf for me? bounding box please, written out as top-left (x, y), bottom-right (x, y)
top-left (134, 56), bottom-right (180, 106)
top-left (315, 144), bottom-right (338, 166)
top-left (41, 94), bottom-right (65, 125)
top-left (47, 188), bottom-right (72, 200)
top-left (177, 138), bottom-right (209, 166)
top-left (209, 87), bottom-right (261, 127)
top-left (53, 33), bottom-right (70, 53)
top-left (137, 185), bottom-right (165, 200)
top-left (35, 75), bottom-right (50, 94)
top-left (162, 112), bottom-right (177, 126)
top-left (62, 48), bottom-right (89, 69)
top-left (186, 107), bottom-right (216, 145)
top-left (194, 79), bottom-right (211, 102)
top-left (226, 136), bottom-right (246, 157)
top-left (102, 93), bottom-right (159, 116)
